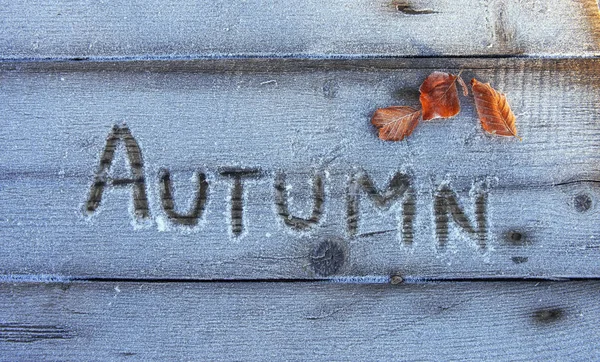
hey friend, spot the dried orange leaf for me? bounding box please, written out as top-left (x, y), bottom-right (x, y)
top-left (471, 78), bottom-right (520, 139)
top-left (419, 71), bottom-right (463, 121)
top-left (371, 106), bottom-right (422, 141)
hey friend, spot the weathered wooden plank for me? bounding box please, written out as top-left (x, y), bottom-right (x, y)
top-left (1, 0), bottom-right (599, 58)
top-left (1, 58), bottom-right (600, 279)
top-left (1, 281), bottom-right (599, 360)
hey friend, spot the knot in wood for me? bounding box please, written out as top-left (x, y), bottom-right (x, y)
top-left (310, 239), bottom-right (345, 277)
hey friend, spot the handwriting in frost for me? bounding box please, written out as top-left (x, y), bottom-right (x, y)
top-left (84, 125), bottom-right (490, 247)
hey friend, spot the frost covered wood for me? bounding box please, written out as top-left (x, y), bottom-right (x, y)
top-left (0, 58), bottom-right (599, 279)
top-left (1, 0), bottom-right (599, 59)
top-left (2, 1), bottom-right (600, 360)
top-left (1, 281), bottom-right (599, 360)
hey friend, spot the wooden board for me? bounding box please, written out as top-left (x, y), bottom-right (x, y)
top-left (2, 2), bottom-right (600, 359)
top-left (1, 0), bottom-right (599, 59)
top-left (0, 58), bottom-right (599, 279)
top-left (1, 281), bottom-right (599, 360)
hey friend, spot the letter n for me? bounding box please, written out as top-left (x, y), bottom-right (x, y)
top-left (85, 125), bottom-right (149, 219)
top-left (434, 182), bottom-right (487, 248)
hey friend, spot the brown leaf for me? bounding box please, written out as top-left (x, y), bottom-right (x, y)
top-left (471, 78), bottom-right (520, 139)
top-left (371, 106), bottom-right (422, 141)
top-left (419, 71), bottom-right (465, 121)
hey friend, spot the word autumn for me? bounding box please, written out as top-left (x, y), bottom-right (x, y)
top-left (85, 125), bottom-right (489, 246)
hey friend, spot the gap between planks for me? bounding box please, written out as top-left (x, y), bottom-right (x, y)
top-left (1, 275), bottom-right (598, 285)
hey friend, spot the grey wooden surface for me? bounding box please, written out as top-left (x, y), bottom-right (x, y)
top-left (2, 1), bottom-right (600, 360)
top-left (1, 58), bottom-right (600, 279)
top-left (2, 281), bottom-right (599, 360)
top-left (1, 0), bottom-right (599, 59)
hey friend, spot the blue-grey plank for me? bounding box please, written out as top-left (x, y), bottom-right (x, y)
top-left (0, 58), bottom-right (599, 279)
top-left (1, 281), bottom-right (599, 360)
top-left (1, 0), bottom-right (599, 59)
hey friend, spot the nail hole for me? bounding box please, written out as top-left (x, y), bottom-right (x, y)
top-left (506, 230), bottom-right (529, 245)
top-left (390, 275), bottom-right (404, 285)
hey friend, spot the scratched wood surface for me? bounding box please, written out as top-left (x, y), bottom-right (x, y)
top-left (1, 58), bottom-right (600, 279)
top-left (2, 281), bottom-right (599, 360)
top-left (1, 0), bottom-right (599, 58)
top-left (2, 1), bottom-right (600, 360)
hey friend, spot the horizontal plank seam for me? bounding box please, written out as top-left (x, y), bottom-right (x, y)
top-left (0, 275), bottom-right (598, 285)
top-left (1, 53), bottom-right (599, 64)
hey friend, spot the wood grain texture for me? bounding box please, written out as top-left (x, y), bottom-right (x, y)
top-left (1, 281), bottom-right (599, 360)
top-left (2, 2), bottom-right (598, 359)
top-left (1, 58), bottom-right (600, 279)
top-left (0, 0), bottom-right (599, 59)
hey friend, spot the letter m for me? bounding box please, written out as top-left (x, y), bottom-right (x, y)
top-left (346, 171), bottom-right (415, 244)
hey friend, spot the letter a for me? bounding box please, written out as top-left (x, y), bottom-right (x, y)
top-left (85, 125), bottom-right (150, 219)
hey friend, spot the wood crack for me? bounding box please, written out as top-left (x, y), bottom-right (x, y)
top-left (0, 324), bottom-right (71, 343)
